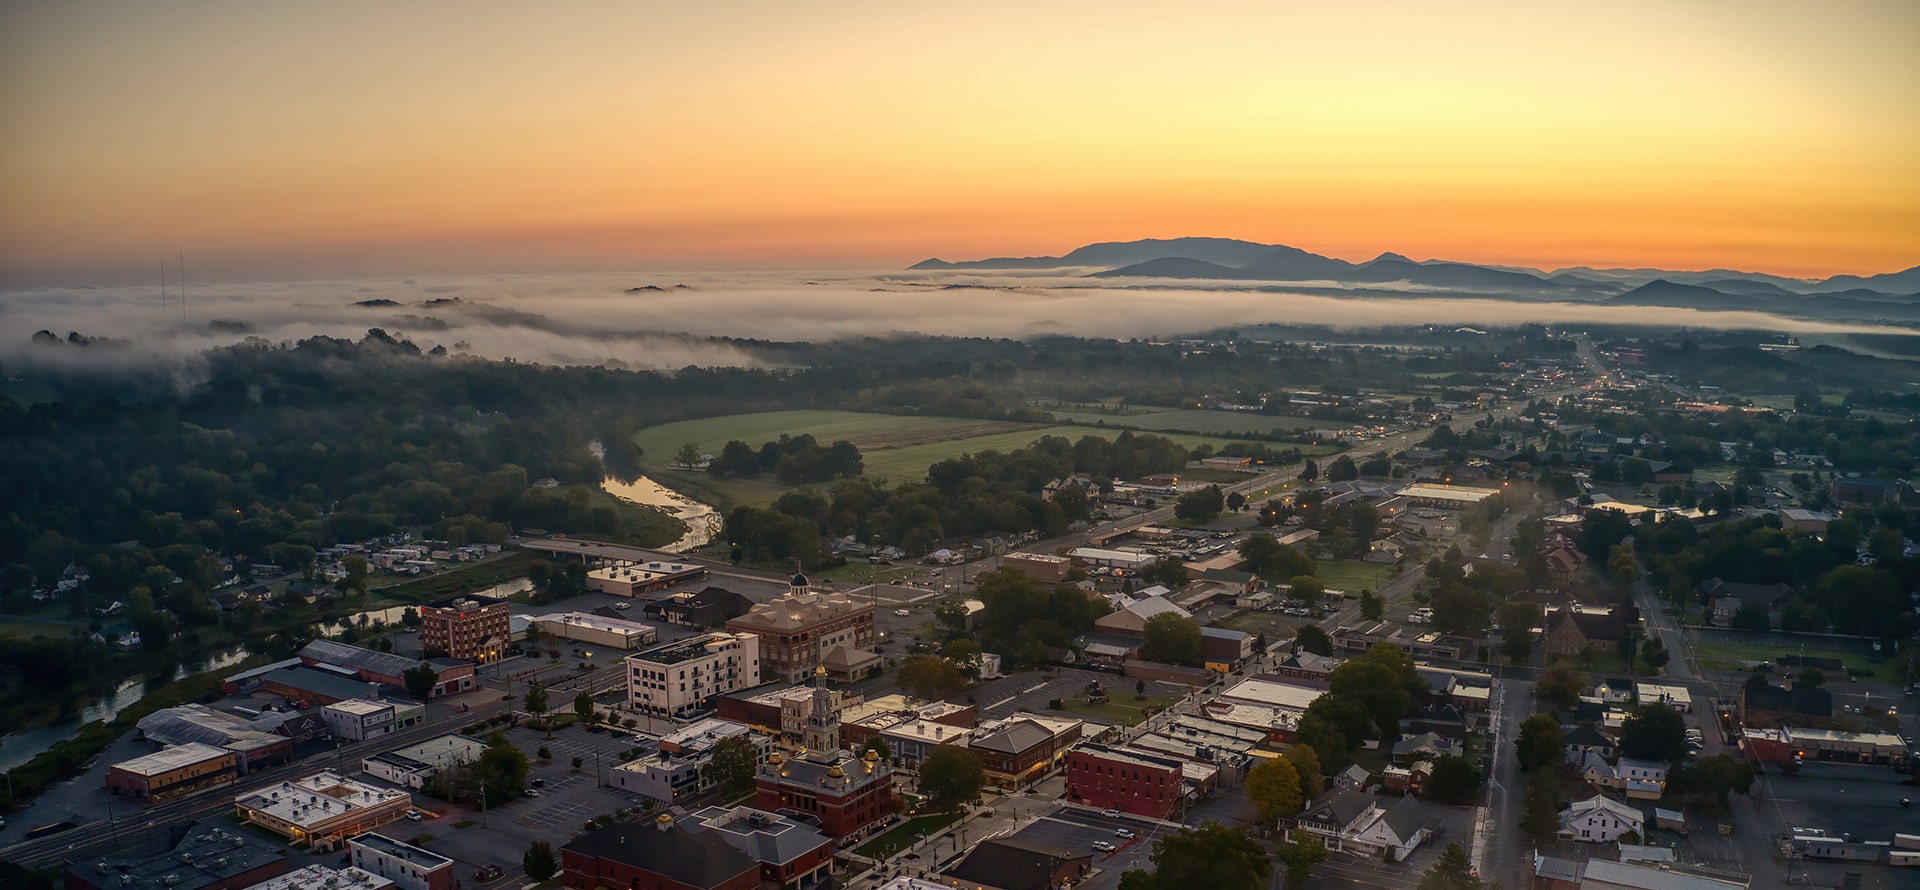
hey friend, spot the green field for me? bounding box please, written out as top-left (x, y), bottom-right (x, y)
top-left (1047, 408), bottom-right (1325, 435)
top-left (632, 410), bottom-right (1337, 510)
top-left (1315, 559), bottom-right (1399, 593)
top-left (0, 617), bottom-right (82, 639)
top-left (1691, 639), bottom-right (1887, 678)
top-left (853, 810), bottom-right (965, 860)
top-left (1057, 692), bottom-right (1180, 727)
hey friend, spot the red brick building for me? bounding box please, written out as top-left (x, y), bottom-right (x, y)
top-left (1063, 744), bottom-right (1185, 820)
top-left (754, 749), bottom-right (895, 841)
top-left (419, 593), bottom-right (511, 663)
top-left (561, 816), bottom-right (759, 890)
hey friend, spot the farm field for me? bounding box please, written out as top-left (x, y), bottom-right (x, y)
top-left (632, 410), bottom-right (1035, 463)
top-left (632, 410), bottom-right (1337, 509)
top-left (1047, 408), bottom-right (1325, 434)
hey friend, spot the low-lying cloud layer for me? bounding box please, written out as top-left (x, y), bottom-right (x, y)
top-left (2, 269), bottom-right (1910, 372)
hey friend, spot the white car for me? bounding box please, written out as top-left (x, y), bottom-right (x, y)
top-left (1092, 841), bottom-right (1117, 852)
top-left (1101, 808), bottom-right (1121, 818)
top-left (612, 602), bottom-right (631, 610)
top-left (404, 809), bottom-right (423, 822)
top-left (895, 609), bottom-right (910, 616)
top-left (1114, 828), bottom-right (1136, 839)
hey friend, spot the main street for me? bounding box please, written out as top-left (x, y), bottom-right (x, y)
top-left (0, 689), bottom-right (518, 868)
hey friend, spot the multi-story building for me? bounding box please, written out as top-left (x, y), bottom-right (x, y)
top-left (645, 586), bottom-right (755, 629)
top-left (347, 833), bottom-right (455, 890)
top-left (295, 640), bottom-right (474, 700)
top-left (234, 770), bottom-right (414, 852)
top-left (718, 684), bottom-right (844, 738)
top-left (1063, 744), bottom-right (1185, 820)
top-left (726, 575), bottom-right (879, 682)
top-left (753, 682), bottom-right (895, 841)
top-left (607, 719), bottom-right (770, 804)
top-left (627, 632), bottom-right (761, 719)
top-left (967, 713), bottom-right (1084, 788)
top-left (561, 814), bottom-right (759, 890)
top-left (63, 821), bottom-right (288, 890)
top-left (419, 593), bottom-right (511, 663)
top-left (322, 699), bottom-right (396, 742)
top-left (107, 743), bottom-right (240, 804)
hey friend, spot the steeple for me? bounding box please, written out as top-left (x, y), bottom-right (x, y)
top-left (804, 663), bottom-right (839, 759)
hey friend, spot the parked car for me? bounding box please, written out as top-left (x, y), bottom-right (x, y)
top-left (1101, 808), bottom-right (1121, 818)
top-left (613, 602), bottom-right (631, 610)
top-left (895, 609), bottom-right (910, 616)
top-left (475, 865), bottom-right (504, 882)
top-left (405, 809), bottom-right (424, 822)
top-left (1114, 828), bottom-right (1136, 839)
top-left (1092, 841), bottom-right (1117, 852)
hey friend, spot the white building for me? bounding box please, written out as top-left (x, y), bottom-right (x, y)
top-left (347, 833), bottom-right (455, 890)
top-left (626, 632), bottom-right (761, 719)
top-left (362, 734), bottom-right (488, 789)
top-left (323, 700), bottom-right (396, 742)
top-left (234, 771), bottom-right (413, 851)
top-left (608, 718), bottom-right (770, 803)
top-left (1559, 795), bottom-right (1644, 843)
top-left (1634, 682), bottom-right (1692, 713)
top-left (532, 612), bottom-right (659, 650)
top-left (240, 864), bottom-right (394, 890)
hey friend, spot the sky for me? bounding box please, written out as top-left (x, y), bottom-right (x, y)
top-left (3, 0), bottom-right (1917, 287)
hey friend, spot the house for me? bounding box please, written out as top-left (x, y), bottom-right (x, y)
top-left (943, 837), bottom-right (1092, 890)
top-left (1700, 578), bottom-right (1792, 628)
top-left (1542, 538), bottom-right (1587, 591)
top-left (1617, 758), bottom-right (1668, 799)
top-left (1273, 652), bottom-right (1339, 683)
top-left (1559, 795), bottom-right (1644, 843)
top-left (1542, 606), bottom-right (1634, 657)
top-left (1563, 725), bottom-right (1616, 765)
top-left (1390, 732), bottom-right (1456, 765)
top-left (1289, 788), bottom-right (1438, 862)
top-left (1575, 749), bottom-right (1618, 788)
top-left (1739, 679), bottom-right (1833, 729)
top-left (1591, 678), bottom-right (1634, 704)
top-left (1333, 764), bottom-right (1372, 791)
top-left (1400, 704), bottom-right (1470, 742)
top-left (1092, 595), bottom-right (1193, 638)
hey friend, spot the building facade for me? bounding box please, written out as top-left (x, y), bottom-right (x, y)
top-left (348, 834), bottom-right (454, 890)
top-left (753, 682), bottom-right (896, 840)
top-left (419, 594), bottom-right (511, 663)
top-left (322, 699), bottom-right (396, 742)
top-left (561, 816), bottom-right (758, 890)
top-left (607, 719), bottom-right (770, 804)
top-left (626, 632), bottom-right (762, 719)
top-left (107, 743), bottom-right (240, 804)
top-left (725, 575), bottom-right (878, 682)
top-left (234, 771), bottom-right (414, 852)
top-left (1063, 744), bottom-right (1185, 820)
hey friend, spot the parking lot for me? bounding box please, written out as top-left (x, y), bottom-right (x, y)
top-left (1003, 807), bottom-right (1177, 890)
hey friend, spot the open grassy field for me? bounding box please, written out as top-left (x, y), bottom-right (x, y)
top-left (1056, 692), bottom-right (1180, 726)
top-left (1315, 559), bottom-right (1399, 593)
top-left (0, 617), bottom-right (81, 639)
top-left (1047, 408), bottom-right (1326, 434)
top-left (1691, 639), bottom-right (1888, 677)
top-left (633, 411), bottom-right (1037, 463)
top-left (853, 810), bottom-right (965, 859)
top-left (631, 410), bottom-right (1337, 509)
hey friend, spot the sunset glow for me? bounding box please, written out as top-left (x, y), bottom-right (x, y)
top-left (3, 0), bottom-right (1916, 285)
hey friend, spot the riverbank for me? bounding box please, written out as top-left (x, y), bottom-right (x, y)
top-left (599, 475), bottom-right (718, 552)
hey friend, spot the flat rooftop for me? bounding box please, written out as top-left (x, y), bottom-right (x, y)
top-left (246, 864), bottom-right (394, 890)
top-left (590, 561), bottom-right (704, 582)
top-left (369, 734), bottom-right (487, 773)
top-left (1397, 484), bottom-right (1501, 503)
top-left (113, 742), bottom-right (233, 776)
top-left (327, 699), bottom-right (391, 716)
top-left (235, 771), bottom-right (410, 828)
top-left (1069, 743), bottom-right (1185, 772)
top-left (536, 611), bottom-right (659, 635)
top-left (629, 633), bottom-right (749, 666)
top-left (1216, 677), bottom-right (1326, 712)
top-left (659, 717), bottom-right (754, 752)
top-left (351, 833), bottom-right (452, 869)
top-left (64, 821), bottom-right (285, 890)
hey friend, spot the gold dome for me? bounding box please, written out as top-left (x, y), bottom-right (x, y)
top-left (864, 748), bottom-right (881, 763)
top-left (815, 663), bottom-right (828, 678)
top-left (768, 752), bottom-right (784, 765)
top-left (827, 764), bottom-right (845, 778)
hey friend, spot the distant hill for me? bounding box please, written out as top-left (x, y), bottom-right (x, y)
top-left (1821, 264), bottom-right (1920, 294)
top-left (1086, 257), bottom-right (1263, 280)
top-left (1348, 258), bottom-right (1558, 291)
top-left (912, 237), bottom-right (1277, 271)
top-left (1610, 279), bottom-right (1762, 311)
top-left (1553, 266), bottom-right (1824, 293)
top-left (1235, 245), bottom-right (1359, 280)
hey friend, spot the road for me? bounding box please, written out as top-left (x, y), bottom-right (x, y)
top-left (0, 691), bottom-right (520, 869)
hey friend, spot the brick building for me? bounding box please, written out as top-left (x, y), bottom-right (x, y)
top-left (348, 833), bottom-right (455, 890)
top-left (626, 632), bottom-right (762, 720)
top-left (63, 821), bottom-right (288, 890)
top-left (752, 678), bottom-right (895, 841)
top-left (107, 743), bottom-right (239, 804)
top-left (419, 593), bottom-right (511, 663)
top-left (726, 575), bottom-right (878, 682)
top-left (968, 713), bottom-right (1083, 788)
top-left (1063, 744), bottom-right (1186, 820)
top-left (561, 815), bottom-right (759, 890)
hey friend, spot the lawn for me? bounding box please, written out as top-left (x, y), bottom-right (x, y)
top-left (1046, 408), bottom-right (1326, 435)
top-left (858, 426), bottom-right (1284, 484)
top-left (1691, 640), bottom-right (1886, 677)
top-left (852, 810), bottom-right (965, 860)
top-left (1057, 692), bottom-right (1179, 727)
top-left (633, 411), bottom-right (1037, 465)
top-left (1212, 610), bottom-right (1301, 637)
top-left (1315, 559), bottom-right (1399, 594)
top-left (0, 617), bottom-right (83, 639)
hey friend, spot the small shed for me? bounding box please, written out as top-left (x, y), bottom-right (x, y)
top-left (1654, 807), bottom-right (1687, 836)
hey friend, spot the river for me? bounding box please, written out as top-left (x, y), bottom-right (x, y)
top-left (600, 474), bottom-right (720, 552)
top-left (0, 645), bottom-right (254, 773)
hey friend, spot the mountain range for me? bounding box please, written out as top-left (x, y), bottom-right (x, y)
top-left (909, 238), bottom-right (1920, 323)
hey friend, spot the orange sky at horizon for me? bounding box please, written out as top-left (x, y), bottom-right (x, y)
top-left (2, 0), bottom-right (1917, 286)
